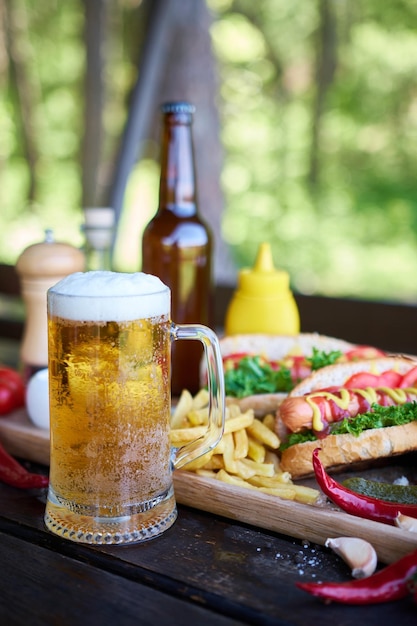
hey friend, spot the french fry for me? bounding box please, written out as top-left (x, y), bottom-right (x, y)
top-left (171, 389), bottom-right (194, 428)
top-left (248, 475), bottom-right (293, 489)
top-left (240, 458), bottom-right (275, 477)
top-left (216, 469), bottom-right (258, 490)
top-left (223, 411), bottom-right (254, 434)
top-left (202, 454), bottom-right (225, 471)
top-left (195, 469), bottom-right (217, 479)
top-left (171, 389), bottom-right (320, 506)
top-left (289, 484), bottom-right (320, 505)
top-left (262, 414), bottom-right (275, 431)
top-left (259, 486), bottom-right (296, 499)
top-left (170, 426), bottom-right (206, 444)
top-left (248, 476), bottom-right (319, 504)
top-left (246, 418), bottom-right (281, 449)
top-left (183, 450), bottom-right (213, 471)
top-left (222, 433), bottom-right (238, 474)
top-left (212, 438), bottom-right (226, 455)
top-left (187, 408), bottom-right (209, 426)
top-left (247, 436), bottom-right (266, 463)
top-left (234, 460), bottom-right (257, 480)
top-left (225, 402), bottom-right (242, 419)
top-left (233, 428), bottom-right (249, 459)
top-left (264, 450), bottom-right (282, 473)
top-left (192, 388), bottom-right (210, 409)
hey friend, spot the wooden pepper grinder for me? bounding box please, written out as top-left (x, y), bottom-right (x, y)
top-left (16, 229), bottom-right (85, 382)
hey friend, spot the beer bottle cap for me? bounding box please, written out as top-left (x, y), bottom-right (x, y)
top-left (161, 102), bottom-right (195, 115)
top-left (82, 207), bottom-right (115, 250)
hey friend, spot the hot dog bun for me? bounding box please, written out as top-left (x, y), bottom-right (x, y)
top-left (276, 356), bottom-right (417, 478)
top-left (279, 422), bottom-right (417, 478)
top-left (219, 333), bottom-right (355, 362)
top-left (214, 333), bottom-right (357, 417)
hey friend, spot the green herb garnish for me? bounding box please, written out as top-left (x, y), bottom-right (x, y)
top-left (307, 348), bottom-right (342, 371)
top-left (279, 402), bottom-right (417, 451)
top-left (224, 355), bottom-right (293, 398)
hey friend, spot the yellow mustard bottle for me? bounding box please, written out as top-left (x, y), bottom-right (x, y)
top-left (224, 242), bottom-right (300, 336)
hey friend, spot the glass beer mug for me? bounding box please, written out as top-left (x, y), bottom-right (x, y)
top-left (44, 271), bottom-right (225, 545)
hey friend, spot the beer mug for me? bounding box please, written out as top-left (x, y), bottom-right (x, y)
top-left (44, 271), bottom-right (225, 545)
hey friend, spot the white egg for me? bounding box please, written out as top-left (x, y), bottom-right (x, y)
top-left (26, 368), bottom-right (50, 430)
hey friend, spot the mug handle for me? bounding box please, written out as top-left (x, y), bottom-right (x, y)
top-left (170, 323), bottom-right (225, 470)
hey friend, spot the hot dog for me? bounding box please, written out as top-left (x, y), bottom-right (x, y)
top-left (276, 356), bottom-right (417, 478)
top-left (208, 333), bottom-right (386, 417)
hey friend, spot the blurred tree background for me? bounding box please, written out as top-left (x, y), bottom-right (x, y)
top-left (1, 0), bottom-right (417, 303)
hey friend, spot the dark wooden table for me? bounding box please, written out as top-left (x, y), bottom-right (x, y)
top-left (0, 468), bottom-right (416, 626)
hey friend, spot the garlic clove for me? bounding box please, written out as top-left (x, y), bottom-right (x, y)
top-left (325, 536), bottom-right (378, 579)
top-left (395, 513), bottom-right (417, 532)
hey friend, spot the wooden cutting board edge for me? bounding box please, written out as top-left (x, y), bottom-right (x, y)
top-left (1, 409), bottom-right (417, 565)
top-left (173, 470), bottom-right (417, 564)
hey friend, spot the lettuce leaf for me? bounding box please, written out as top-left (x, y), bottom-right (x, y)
top-left (307, 348), bottom-right (342, 370)
top-left (224, 349), bottom-right (344, 398)
top-left (224, 356), bottom-right (293, 397)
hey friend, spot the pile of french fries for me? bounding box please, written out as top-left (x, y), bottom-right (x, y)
top-left (170, 389), bottom-right (319, 505)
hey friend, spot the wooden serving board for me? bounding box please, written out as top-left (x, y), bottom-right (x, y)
top-left (1, 408), bottom-right (417, 565)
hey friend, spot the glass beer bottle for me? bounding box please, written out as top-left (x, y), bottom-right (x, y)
top-left (141, 102), bottom-right (213, 396)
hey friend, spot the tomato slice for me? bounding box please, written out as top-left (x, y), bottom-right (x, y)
top-left (345, 346), bottom-right (386, 360)
top-left (344, 372), bottom-right (382, 388)
top-left (399, 366), bottom-right (417, 388)
top-left (377, 370), bottom-right (403, 387)
top-left (288, 355), bottom-right (312, 382)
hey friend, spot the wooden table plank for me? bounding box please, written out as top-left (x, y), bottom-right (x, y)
top-left (0, 484), bottom-right (416, 625)
top-left (0, 530), bottom-right (242, 626)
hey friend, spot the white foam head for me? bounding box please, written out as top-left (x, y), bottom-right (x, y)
top-left (48, 271), bottom-right (170, 322)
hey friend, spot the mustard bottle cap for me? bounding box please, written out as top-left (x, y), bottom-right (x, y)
top-left (224, 242), bottom-right (300, 335)
top-left (237, 242), bottom-right (290, 298)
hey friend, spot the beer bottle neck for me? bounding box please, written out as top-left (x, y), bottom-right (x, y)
top-left (158, 111), bottom-right (198, 217)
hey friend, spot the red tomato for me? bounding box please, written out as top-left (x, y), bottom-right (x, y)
top-left (378, 370), bottom-right (403, 387)
top-left (399, 366), bottom-right (417, 389)
top-left (344, 372), bottom-right (382, 389)
top-left (0, 367), bottom-right (25, 415)
top-left (289, 355), bottom-right (312, 382)
top-left (344, 369), bottom-right (405, 389)
top-left (345, 346), bottom-right (386, 360)
top-left (0, 383), bottom-right (18, 415)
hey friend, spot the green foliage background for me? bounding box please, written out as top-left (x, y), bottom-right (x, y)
top-left (211, 0), bottom-right (417, 301)
top-left (1, 0), bottom-right (417, 303)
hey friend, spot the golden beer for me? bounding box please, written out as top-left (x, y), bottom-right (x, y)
top-left (48, 314), bottom-right (171, 515)
top-left (44, 271), bottom-right (225, 545)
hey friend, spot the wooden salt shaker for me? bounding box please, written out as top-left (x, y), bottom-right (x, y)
top-left (16, 229), bottom-right (85, 382)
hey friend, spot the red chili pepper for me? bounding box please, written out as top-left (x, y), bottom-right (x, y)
top-left (312, 448), bottom-right (417, 525)
top-left (0, 442), bottom-right (48, 489)
top-left (297, 548), bottom-right (417, 605)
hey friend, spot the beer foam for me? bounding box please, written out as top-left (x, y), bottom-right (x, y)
top-left (48, 271), bottom-right (170, 321)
